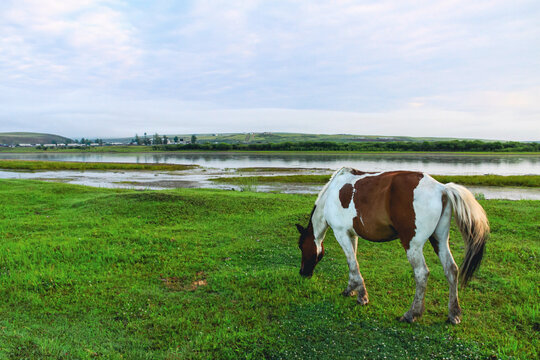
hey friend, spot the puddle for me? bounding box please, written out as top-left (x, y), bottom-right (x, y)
top-left (0, 168), bottom-right (538, 200)
top-left (466, 186), bottom-right (540, 200)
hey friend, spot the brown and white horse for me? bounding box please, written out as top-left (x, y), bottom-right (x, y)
top-left (296, 167), bottom-right (489, 324)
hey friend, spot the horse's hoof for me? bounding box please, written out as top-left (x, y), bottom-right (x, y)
top-left (447, 316), bottom-right (462, 325)
top-left (399, 314), bottom-right (415, 323)
top-left (357, 296), bottom-right (369, 305)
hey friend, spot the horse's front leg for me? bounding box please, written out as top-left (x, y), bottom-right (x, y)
top-left (335, 231), bottom-right (369, 305)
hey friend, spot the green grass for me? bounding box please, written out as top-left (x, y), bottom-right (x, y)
top-left (432, 175), bottom-right (540, 187)
top-left (212, 174), bottom-right (540, 187)
top-left (0, 180), bottom-right (538, 358)
top-left (236, 167), bottom-right (315, 173)
top-left (0, 160), bottom-right (197, 171)
top-left (0, 145), bottom-right (154, 153)
top-left (86, 132), bottom-right (470, 145)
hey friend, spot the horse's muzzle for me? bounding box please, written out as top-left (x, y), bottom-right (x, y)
top-left (299, 269), bottom-right (313, 278)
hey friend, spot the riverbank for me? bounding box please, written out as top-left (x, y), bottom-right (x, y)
top-left (1, 146), bottom-right (540, 155)
top-left (0, 179), bottom-right (537, 358)
top-left (211, 174), bottom-right (540, 188)
top-left (0, 160), bottom-right (196, 171)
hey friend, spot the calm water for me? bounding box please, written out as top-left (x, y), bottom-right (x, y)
top-left (1, 152), bottom-right (539, 175)
top-left (1, 152), bottom-right (539, 199)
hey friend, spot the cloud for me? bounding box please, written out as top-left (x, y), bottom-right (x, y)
top-left (0, 0), bottom-right (141, 84)
top-left (0, 0), bottom-right (539, 140)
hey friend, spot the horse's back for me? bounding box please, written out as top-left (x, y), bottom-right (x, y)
top-left (323, 169), bottom-right (445, 244)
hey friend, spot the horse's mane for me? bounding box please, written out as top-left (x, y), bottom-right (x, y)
top-left (315, 167), bottom-right (350, 205)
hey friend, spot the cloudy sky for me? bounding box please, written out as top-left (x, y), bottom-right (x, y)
top-left (1, 0), bottom-right (539, 140)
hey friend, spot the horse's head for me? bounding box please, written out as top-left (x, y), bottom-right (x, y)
top-left (296, 223), bottom-right (324, 277)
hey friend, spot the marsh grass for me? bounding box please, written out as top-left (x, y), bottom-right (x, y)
top-left (212, 174), bottom-right (540, 188)
top-left (0, 160), bottom-right (197, 171)
top-left (238, 177), bottom-right (259, 192)
top-left (0, 179), bottom-right (537, 358)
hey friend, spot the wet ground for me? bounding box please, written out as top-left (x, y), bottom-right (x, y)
top-left (1, 167), bottom-right (539, 200)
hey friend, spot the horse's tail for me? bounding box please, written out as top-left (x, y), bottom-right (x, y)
top-left (443, 183), bottom-right (490, 287)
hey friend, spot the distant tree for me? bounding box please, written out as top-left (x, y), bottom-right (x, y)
top-left (134, 134), bottom-right (142, 145)
top-left (191, 135), bottom-right (197, 144)
top-left (174, 136), bottom-right (179, 143)
top-left (153, 133), bottom-right (162, 145)
top-left (162, 135), bottom-right (168, 144)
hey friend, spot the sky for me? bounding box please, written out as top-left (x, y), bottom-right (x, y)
top-left (1, 0), bottom-right (539, 140)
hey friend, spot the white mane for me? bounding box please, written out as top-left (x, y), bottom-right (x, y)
top-left (315, 167), bottom-right (351, 205)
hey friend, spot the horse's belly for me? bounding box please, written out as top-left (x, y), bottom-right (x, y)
top-left (352, 216), bottom-right (398, 242)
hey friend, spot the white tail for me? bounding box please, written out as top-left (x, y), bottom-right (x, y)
top-left (444, 183), bottom-right (489, 286)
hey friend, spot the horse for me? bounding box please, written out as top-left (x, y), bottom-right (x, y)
top-left (295, 167), bottom-right (489, 324)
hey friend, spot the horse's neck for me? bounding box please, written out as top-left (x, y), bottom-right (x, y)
top-left (312, 196), bottom-right (328, 241)
top-left (312, 167), bottom-right (350, 241)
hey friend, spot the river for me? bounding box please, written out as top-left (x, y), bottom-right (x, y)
top-left (1, 152), bottom-right (539, 174)
top-left (1, 152), bottom-right (539, 199)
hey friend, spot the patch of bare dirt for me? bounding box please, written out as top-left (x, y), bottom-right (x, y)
top-left (160, 271), bottom-right (207, 291)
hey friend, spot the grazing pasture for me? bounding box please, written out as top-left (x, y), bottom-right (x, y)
top-left (0, 180), bottom-right (537, 359)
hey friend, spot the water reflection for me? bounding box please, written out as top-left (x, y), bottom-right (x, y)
top-left (0, 152), bottom-right (539, 175)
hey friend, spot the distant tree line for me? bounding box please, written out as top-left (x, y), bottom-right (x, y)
top-left (152, 140), bottom-right (540, 152)
top-left (76, 138), bottom-right (103, 145)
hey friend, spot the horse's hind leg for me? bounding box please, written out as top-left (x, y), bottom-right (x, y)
top-left (335, 230), bottom-right (369, 305)
top-left (400, 236), bottom-right (430, 323)
top-left (431, 205), bottom-right (462, 324)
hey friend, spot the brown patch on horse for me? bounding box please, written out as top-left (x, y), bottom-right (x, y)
top-left (389, 172), bottom-right (423, 250)
top-left (350, 171), bottom-right (423, 248)
top-left (339, 183), bottom-right (354, 208)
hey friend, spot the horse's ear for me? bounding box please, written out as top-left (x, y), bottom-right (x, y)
top-left (295, 224), bottom-right (305, 234)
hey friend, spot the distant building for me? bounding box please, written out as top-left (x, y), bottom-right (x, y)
top-left (175, 138), bottom-right (191, 144)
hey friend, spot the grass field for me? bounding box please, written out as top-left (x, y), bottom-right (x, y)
top-left (0, 180), bottom-right (537, 359)
top-left (92, 132), bottom-right (467, 145)
top-left (0, 145), bottom-right (151, 153)
top-left (212, 174), bottom-right (540, 188)
top-left (0, 160), bottom-right (197, 171)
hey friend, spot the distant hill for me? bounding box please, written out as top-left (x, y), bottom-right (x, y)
top-left (0, 132), bottom-right (72, 145)
top-left (105, 132), bottom-right (482, 144)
